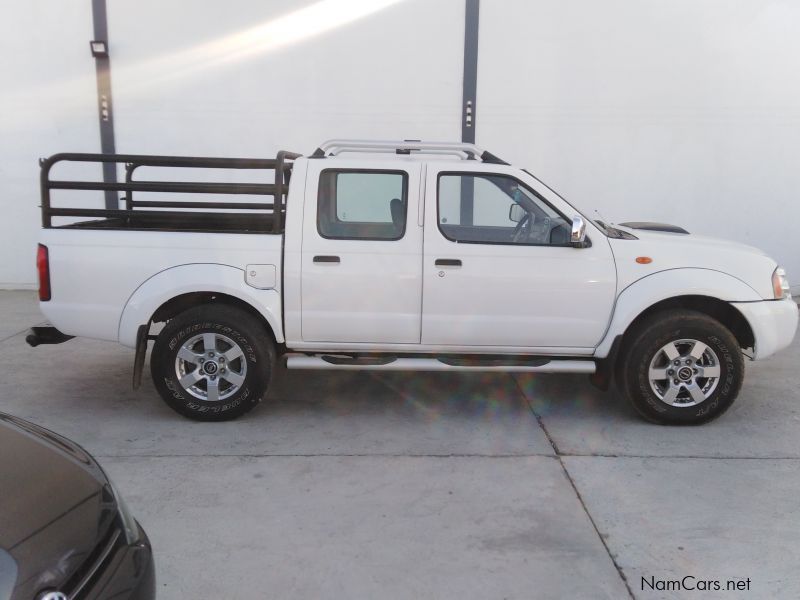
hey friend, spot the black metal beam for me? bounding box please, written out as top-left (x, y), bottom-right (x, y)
top-left (43, 152), bottom-right (278, 167)
top-left (461, 0), bottom-right (479, 144)
top-left (48, 180), bottom-right (278, 195)
top-left (460, 0), bottom-right (480, 226)
top-left (91, 0), bottom-right (118, 209)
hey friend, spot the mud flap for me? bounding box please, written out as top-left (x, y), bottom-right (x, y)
top-left (132, 323), bottom-right (149, 390)
top-left (589, 335), bottom-right (622, 392)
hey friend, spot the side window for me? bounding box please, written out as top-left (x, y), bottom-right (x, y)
top-left (437, 173), bottom-right (571, 246)
top-left (318, 170), bottom-right (408, 240)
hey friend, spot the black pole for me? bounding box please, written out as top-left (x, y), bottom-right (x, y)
top-left (91, 0), bottom-right (118, 209)
top-left (460, 0), bottom-right (479, 226)
top-left (461, 0), bottom-right (479, 144)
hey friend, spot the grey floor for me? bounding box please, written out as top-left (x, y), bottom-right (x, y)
top-left (1, 290), bottom-right (798, 599)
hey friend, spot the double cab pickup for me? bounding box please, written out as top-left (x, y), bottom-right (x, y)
top-left (30, 139), bottom-right (797, 424)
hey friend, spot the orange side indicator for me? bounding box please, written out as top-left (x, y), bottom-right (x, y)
top-left (636, 256), bottom-right (653, 264)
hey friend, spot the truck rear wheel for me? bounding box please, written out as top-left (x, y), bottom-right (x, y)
top-left (150, 305), bottom-right (275, 421)
top-left (618, 309), bottom-right (744, 425)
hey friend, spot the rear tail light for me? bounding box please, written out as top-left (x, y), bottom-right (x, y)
top-left (37, 244), bottom-right (51, 301)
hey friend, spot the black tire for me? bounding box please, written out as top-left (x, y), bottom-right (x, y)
top-left (150, 305), bottom-right (275, 421)
top-left (618, 309), bottom-right (744, 425)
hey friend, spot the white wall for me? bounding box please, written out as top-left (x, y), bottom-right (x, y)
top-left (2, 0), bottom-right (799, 290)
top-left (0, 0), bottom-right (465, 286)
top-left (107, 0), bottom-right (464, 158)
top-left (0, 1), bottom-right (100, 288)
top-left (479, 0), bottom-right (800, 288)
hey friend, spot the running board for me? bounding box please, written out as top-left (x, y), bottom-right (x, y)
top-left (285, 356), bottom-right (596, 374)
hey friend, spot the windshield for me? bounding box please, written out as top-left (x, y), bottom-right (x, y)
top-left (521, 169), bottom-right (637, 239)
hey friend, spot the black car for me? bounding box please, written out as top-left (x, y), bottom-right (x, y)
top-left (0, 413), bottom-right (154, 600)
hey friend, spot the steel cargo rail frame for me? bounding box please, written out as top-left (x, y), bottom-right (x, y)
top-left (39, 151), bottom-right (302, 233)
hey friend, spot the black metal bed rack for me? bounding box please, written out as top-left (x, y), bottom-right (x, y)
top-left (39, 150), bottom-right (302, 234)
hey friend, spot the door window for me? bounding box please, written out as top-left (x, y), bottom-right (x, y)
top-left (318, 170), bottom-right (408, 240)
top-left (438, 173), bottom-right (571, 245)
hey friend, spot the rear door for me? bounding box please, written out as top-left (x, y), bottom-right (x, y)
top-left (422, 165), bottom-right (617, 350)
top-left (300, 160), bottom-right (423, 344)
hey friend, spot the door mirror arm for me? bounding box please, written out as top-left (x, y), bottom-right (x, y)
top-left (570, 216), bottom-right (588, 248)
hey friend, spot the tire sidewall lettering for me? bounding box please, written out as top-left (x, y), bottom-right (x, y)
top-left (624, 313), bottom-right (743, 424)
top-left (152, 310), bottom-right (272, 420)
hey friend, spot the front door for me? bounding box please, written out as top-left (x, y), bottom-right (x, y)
top-left (301, 161), bottom-right (423, 344)
top-left (422, 167), bottom-right (616, 350)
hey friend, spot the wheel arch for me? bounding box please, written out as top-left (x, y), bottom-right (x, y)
top-left (151, 291), bottom-right (280, 346)
top-left (595, 269), bottom-right (760, 359)
top-left (591, 294), bottom-right (754, 391)
top-left (620, 295), bottom-right (754, 351)
top-left (118, 263), bottom-right (284, 348)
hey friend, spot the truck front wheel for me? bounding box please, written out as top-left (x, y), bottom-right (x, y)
top-left (150, 305), bottom-right (275, 421)
top-left (618, 309), bottom-right (744, 425)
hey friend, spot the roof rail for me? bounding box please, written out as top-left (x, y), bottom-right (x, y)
top-left (311, 139), bottom-right (507, 163)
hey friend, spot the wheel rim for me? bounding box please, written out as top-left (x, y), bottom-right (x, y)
top-left (174, 333), bottom-right (247, 402)
top-left (647, 338), bottom-right (721, 407)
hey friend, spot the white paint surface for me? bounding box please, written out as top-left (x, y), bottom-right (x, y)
top-left (107, 0), bottom-right (464, 158)
top-left (0, 1), bottom-right (100, 287)
top-left (478, 0), bottom-right (800, 289)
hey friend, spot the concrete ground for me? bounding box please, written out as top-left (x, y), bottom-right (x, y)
top-left (1, 290), bottom-right (798, 599)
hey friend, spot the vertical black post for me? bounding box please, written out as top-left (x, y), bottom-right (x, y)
top-left (461, 0), bottom-right (479, 144)
top-left (91, 0), bottom-right (118, 209)
top-left (460, 0), bottom-right (479, 226)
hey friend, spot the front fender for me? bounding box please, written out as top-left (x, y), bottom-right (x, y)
top-left (594, 268), bottom-right (761, 358)
top-left (118, 263), bottom-right (284, 348)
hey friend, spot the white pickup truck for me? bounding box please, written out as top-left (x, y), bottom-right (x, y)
top-left (29, 139), bottom-right (797, 424)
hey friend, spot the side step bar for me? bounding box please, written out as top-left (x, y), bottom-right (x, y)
top-left (285, 356), bottom-right (596, 374)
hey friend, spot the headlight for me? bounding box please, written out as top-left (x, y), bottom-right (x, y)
top-left (109, 480), bottom-right (141, 544)
top-left (772, 267), bottom-right (791, 299)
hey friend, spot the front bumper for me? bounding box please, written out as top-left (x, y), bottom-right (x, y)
top-left (732, 297), bottom-right (799, 360)
top-left (85, 524), bottom-right (155, 600)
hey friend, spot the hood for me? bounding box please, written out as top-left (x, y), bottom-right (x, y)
top-left (609, 225), bottom-right (777, 299)
top-left (0, 413), bottom-right (117, 599)
top-left (618, 226), bottom-right (767, 255)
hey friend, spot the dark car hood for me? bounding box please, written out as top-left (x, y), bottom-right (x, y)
top-left (0, 414), bottom-right (117, 598)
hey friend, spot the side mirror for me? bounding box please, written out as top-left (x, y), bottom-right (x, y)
top-left (570, 216), bottom-right (587, 247)
top-left (508, 204), bottom-right (525, 223)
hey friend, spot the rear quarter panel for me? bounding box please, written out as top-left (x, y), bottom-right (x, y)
top-left (40, 228), bottom-right (282, 346)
